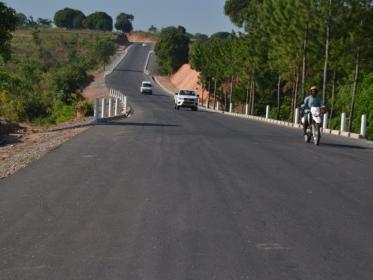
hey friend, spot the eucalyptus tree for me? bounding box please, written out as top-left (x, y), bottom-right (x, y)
top-left (345, 0), bottom-right (373, 131)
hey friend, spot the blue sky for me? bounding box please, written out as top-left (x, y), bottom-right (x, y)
top-left (4, 0), bottom-right (239, 35)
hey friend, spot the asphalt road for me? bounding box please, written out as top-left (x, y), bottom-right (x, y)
top-left (1, 43), bottom-right (372, 280)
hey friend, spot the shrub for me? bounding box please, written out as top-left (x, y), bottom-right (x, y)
top-left (51, 63), bottom-right (88, 104)
top-left (0, 91), bottom-right (24, 121)
top-left (51, 101), bottom-right (75, 124)
top-left (76, 100), bottom-right (94, 117)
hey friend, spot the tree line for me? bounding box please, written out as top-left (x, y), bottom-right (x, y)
top-left (15, 7), bottom-right (134, 33)
top-left (187, 0), bottom-right (372, 139)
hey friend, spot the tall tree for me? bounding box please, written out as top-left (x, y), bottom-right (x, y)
top-left (0, 2), bottom-right (17, 61)
top-left (155, 26), bottom-right (190, 75)
top-left (115, 13), bottom-right (134, 33)
top-left (37, 18), bottom-right (52, 27)
top-left (54, 8), bottom-right (86, 29)
top-left (322, 0), bottom-right (333, 103)
top-left (148, 25), bottom-right (157, 33)
top-left (346, 0), bottom-right (373, 132)
top-left (84, 12), bottom-right (113, 31)
top-left (15, 12), bottom-right (27, 27)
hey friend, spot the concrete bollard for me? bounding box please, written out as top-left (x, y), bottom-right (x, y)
top-left (115, 98), bottom-right (119, 116)
top-left (216, 102), bottom-right (220, 112)
top-left (265, 105), bottom-right (270, 119)
top-left (323, 113), bottom-right (328, 129)
top-left (360, 114), bottom-right (367, 138)
top-left (294, 108), bottom-right (300, 125)
top-left (341, 112), bottom-right (346, 132)
top-left (101, 98), bottom-right (105, 118)
top-left (245, 104), bottom-right (249, 115)
top-left (229, 103), bottom-right (233, 113)
top-left (94, 98), bottom-right (99, 120)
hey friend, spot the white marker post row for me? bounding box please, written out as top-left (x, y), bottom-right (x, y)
top-left (292, 109), bottom-right (366, 138)
top-left (109, 89), bottom-right (127, 115)
top-left (93, 89), bottom-right (127, 121)
top-left (207, 101), bottom-right (367, 138)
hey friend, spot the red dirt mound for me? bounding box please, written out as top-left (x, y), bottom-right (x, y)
top-left (127, 33), bottom-right (157, 43)
top-left (170, 64), bottom-right (209, 103)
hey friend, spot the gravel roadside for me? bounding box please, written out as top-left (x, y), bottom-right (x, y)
top-left (0, 124), bottom-right (90, 179)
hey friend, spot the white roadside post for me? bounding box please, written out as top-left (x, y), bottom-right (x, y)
top-left (101, 98), bottom-right (105, 118)
top-left (123, 96), bottom-right (127, 114)
top-left (108, 98), bottom-right (112, 117)
top-left (323, 113), bottom-right (328, 129)
top-left (115, 98), bottom-right (119, 116)
top-left (120, 95), bottom-right (124, 113)
top-left (294, 108), bottom-right (300, 125)
top-left (245, 104), bottom-right (249, 115)
top-left (94, 98), bottom-right (99, 121)
top-left (341, 112), bottom-right (346, 132)
top-left (229, 103), bottom-right (233, 113)
top-left (360, 114), bottom-right (367, 138)
top-left (265, 105), bottom-right (270, 120)
top-left (216, 102), bottom-right (220, 112)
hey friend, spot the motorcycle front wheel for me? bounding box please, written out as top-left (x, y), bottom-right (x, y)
top-left (304, 133), bottom-right (311, 143)
top-left (313, 124), bottom-right (321, 145)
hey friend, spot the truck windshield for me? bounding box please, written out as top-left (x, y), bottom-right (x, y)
top-left (180, 90), bottom-right (195, 96)
top-left (143, 83), bottom-right (152, 87)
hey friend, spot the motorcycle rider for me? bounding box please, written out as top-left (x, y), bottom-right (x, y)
top-left (301, 86), bottom-right (324, 135)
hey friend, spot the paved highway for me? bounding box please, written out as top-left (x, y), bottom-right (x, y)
top-left (1, 43), bottom-right (372, 280)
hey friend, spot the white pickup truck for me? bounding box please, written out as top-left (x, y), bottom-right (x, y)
top-left (140, 81), bottom-right (153, 94)
top-left (174, 89), bottom-right (198, 111)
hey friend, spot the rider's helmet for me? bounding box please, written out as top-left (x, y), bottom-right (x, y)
top-left (310, 86), bottom-right (318, 97)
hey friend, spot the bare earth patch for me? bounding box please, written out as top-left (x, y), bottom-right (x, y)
top-left (127, 33), bottom-right (157, 44)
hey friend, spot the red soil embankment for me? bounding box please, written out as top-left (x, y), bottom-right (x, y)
top-left (170, 64), bottom-right (209, 102)
top-left (127, 33), bottom-right (157, 43)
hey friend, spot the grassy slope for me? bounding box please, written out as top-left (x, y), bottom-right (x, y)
top-left (0, 28), bottom-right (118, 125)
top-left (9, 28), bottom-right (118, 72)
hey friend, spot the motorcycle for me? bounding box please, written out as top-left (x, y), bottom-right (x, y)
top-left (301, 106), bottom-right (325, 146)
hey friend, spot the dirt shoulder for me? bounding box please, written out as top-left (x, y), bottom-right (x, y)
top-left (0, 125), bottom-right (89, 179)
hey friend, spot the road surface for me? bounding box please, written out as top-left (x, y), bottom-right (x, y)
top-left (1, 43), bottom-right (372, 280)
